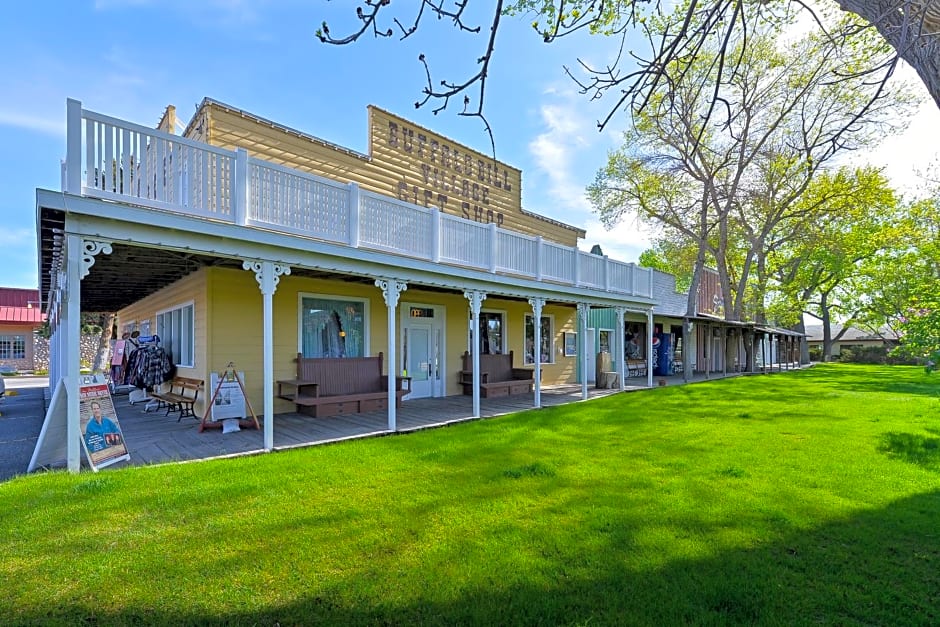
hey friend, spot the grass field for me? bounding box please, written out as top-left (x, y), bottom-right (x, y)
top-left (1, 363), bottom-right (938, 625)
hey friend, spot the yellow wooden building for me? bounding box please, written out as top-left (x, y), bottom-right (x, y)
top-left (36, 98), bottom-right (664, 472)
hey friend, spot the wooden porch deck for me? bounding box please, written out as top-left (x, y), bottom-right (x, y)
top-left (103, 369), bottom-right (761, 471)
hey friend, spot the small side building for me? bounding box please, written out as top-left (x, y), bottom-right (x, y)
top-left (0, 288), bottom-right (45, 373)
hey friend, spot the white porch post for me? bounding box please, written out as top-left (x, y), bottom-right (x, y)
top-left (722, 329), bottom-right (728, 376)
top-left (65, 99), bottom-right (82, 195)
top-left (65, 237), bottom-right (112, 472)
top-left (577, 302), bottom-right (589, 400)
top-left (647, 308), bottom-right (654, 388)
top-left (377, 278), bottom-right (407, 431)
top-left (50, 294), bottom-right (61, 388)
top-left (65, 235), bottom-right (82, 472)
top-left (244, 260), bottom-right (291, 451)
top-left (464, 290), bottom-right (487, 418)
top-left (528, 297), bottom-right (545, 408)
top-left (615, 307), bottom-right (626, 390)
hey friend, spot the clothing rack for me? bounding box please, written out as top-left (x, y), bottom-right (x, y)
top-left (125, 335), bottom-right (174, 405)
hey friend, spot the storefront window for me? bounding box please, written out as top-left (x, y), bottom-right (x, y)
top-left (599, 330), bottom-right (612, 353)
top-left (625, 323), bottom-right (646, 359)
top-left (469, 312), bottom-right (504, 355)
top-left (524, 315), bottom-right (553, 365)
top-left (482, 312), bottom-right (504, 354)
top-left (156, 303), bottom-right (194, 367)
top-left (301, 296), bottom-right (366, 358)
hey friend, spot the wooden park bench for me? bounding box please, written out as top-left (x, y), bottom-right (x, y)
top-left (276, 352), bottom-right (411, 417)
top-left (149, 376), bottom-right (204, 421)
top-left (458, 351), bottom-right (534, 398)
top-left (627, 359), bottom-right (648, 377)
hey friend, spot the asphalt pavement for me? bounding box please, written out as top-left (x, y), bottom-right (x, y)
top-left (0, 377), bottom-right (49, 482)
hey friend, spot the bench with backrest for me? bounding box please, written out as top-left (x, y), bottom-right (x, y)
top-left (149, 376), bottom-right (204, 421)
top-left (458, 351), bottom-right (533, 398)
top-left (276, 352), bottom-right (410, 417)
top-left (627, 358), bottom-right (648, 377)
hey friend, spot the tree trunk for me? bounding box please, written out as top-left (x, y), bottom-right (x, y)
top-left (92, 312), bottom-right (116, 374)
top-left (838, 0), bottom-right (940, 109)
top-left (821, 293), bottom-right (834, 362)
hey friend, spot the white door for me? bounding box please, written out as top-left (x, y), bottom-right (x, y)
top-left (404, 321), bottom-right (433, 399)
top-left (586, 328), bottom-right (596, 383)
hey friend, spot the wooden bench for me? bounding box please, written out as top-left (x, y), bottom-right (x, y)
top-left (149, 376), bottom-right (204, 421)
top-left (277, 352), bottom-right (411, 417)
top-left (458, 351), bottom-right (533, 398)
top-left (627, 359), bottom-right (648, 377)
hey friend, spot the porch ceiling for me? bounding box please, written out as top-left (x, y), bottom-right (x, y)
top-left (39, 211), bottom-right (471, 312)
top-left (38, 207), bottom-right (376, 311)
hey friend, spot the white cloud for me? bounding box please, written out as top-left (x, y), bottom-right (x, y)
top-left (864, 91), bottom-right (940, 196)
top-left (528, 88), bottom-right (652, 262)
top-left (0, 111), bottom-right (63, 136)
top-left (528, 96), bottom-right (598, 213)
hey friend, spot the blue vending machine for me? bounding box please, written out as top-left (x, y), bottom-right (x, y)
top-left (654, 333), bottom-right (672, 376)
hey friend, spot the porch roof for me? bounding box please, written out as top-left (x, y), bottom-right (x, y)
top-left (37, 191), bottom-right (657, 313)
top-left (0, 306), bottom-right (45, 325)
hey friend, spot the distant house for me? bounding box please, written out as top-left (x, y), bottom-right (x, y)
top-left (804, 323), bottom-right (898, 357)
top-left (0, 288), bottom-right (45, 372)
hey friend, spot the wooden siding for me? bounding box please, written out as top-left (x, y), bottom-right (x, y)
top-left (195, 102), bottom-right (582, 247)
top-left (119, 269), bottom-right (591, 415)
top-left (116, 269), bottom-right (208, 414)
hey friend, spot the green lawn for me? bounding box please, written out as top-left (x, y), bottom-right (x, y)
top-left (2, 364), bottom-right (939, 625)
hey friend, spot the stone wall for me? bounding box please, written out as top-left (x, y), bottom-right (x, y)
top-left (31, 333), bottom-right (102, 374)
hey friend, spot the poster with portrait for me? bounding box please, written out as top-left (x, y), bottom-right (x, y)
top-left (79, 380), bottom-right (130, 470)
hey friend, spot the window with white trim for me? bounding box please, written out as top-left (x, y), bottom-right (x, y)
top-left (156, 303), bottom-right (194, 367)
top-left (300, 295), bottom-right (368, 358)
top-left (0, 335), bottom-right (26, 360)
top-left (524, 314), bottom-right (554, 365)
top-left (468, 311), bottom-right (505, 355)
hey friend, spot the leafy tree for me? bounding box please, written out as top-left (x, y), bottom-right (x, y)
top-left (639, 242), bottom-right (694, 293)
top-left (768, 167), bottom-right (900, 361)
top-left (587, 18), bottom-right (906, 327)
top-left (875, 195), bottom-right (940, 367)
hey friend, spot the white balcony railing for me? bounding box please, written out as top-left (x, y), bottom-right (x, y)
top-left (64, 99), bottom-right (654, 299)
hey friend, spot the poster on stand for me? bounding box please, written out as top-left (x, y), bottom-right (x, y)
top-left (210, 371), bottom-right (246, 421)
top-left (79, 377), bottom-right (130, 470)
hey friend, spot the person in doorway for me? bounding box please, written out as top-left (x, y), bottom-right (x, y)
top-left (83, 400), bottom-right (121, 452)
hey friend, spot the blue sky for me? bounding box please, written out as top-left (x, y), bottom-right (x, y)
top-left (1, 1), bottom-right (938, 291)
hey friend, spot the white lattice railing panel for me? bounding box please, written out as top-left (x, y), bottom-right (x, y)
top-left (495, 230), bottom-right (538, 277)
top-left (541, 241), bottom-right (575, 283)
top-left (359, 191), bottom-right (433, 259)
top-left (636, 267), bottom-right (654, 298)
top-left (579, 251), bottom-right (606, 289)
top-left (439, 215), bottom-right (490, 270)
top-left (248, 160), bottom-right (349, 243)
top-left (607, 259), bottom-right (634, 294)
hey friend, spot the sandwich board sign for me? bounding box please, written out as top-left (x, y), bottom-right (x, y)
top-left (79, 378), bottom-right (130, 470)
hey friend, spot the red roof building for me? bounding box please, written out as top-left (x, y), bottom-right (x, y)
top-left (0, 288), bottom-right (45, 372)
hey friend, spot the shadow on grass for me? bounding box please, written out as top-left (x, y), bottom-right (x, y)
top-left (20, 491), bottom-right (940, 626)
top-left (879, 432), bottom-right (940, 470)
